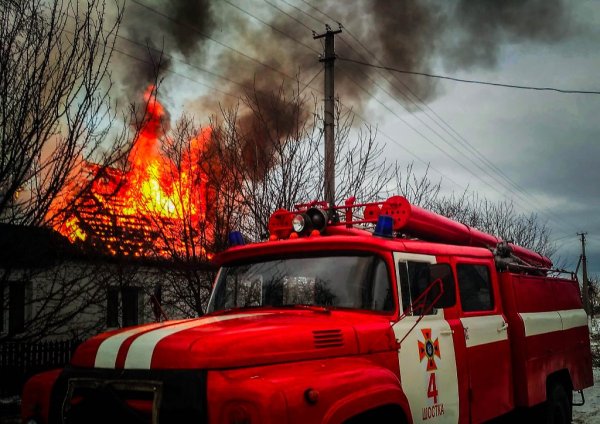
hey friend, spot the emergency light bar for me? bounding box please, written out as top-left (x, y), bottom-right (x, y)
top-left (267, 195), bottom-right (553, 269)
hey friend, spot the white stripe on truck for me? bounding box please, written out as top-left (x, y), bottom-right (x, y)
top-left (520, 309), bottom-right (586, 337)
top-left (123, 313), bottom-right (263, 369)
top-left (94, 313), bottom-right (263, 369)
top-left (94, 322), bottom-right (173, 368)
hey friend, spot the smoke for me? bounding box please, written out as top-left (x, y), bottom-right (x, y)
top-left (444, 0), bottom-right (572, 69)
top-left (114, 0), bottom-right (576, 159)
top-left (117, 0), bottom-right (216, 98)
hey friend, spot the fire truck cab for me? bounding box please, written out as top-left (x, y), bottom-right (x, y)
top-left (22, 196), bottom-right (593, 424)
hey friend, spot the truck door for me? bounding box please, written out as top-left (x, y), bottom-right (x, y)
top-left (392, 253), bottom-right (460, 424)
top-left (455, 259), bottom-right (513, 423)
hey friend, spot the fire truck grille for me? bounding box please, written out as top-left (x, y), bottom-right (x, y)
top-left (48, 367), bottom-right (207, 424)
top-left (313, 329), bottom-right (344, 348)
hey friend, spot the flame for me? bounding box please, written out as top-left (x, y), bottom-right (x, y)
top-left (49, 86), bottom-right (213, 258)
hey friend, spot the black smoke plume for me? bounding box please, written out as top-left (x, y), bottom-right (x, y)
top-left (115, 0), bottom-right (575, 171)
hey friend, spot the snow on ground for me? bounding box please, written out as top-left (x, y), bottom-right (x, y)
top-left (573, 367), bottom-right (600, 424)
top-left (575, 319), bottom-right (600, 423)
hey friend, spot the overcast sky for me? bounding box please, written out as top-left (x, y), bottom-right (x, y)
top-left (113, 0), bottom-right (600, 275)
top-left (374, 2), bottom-right (600, 275)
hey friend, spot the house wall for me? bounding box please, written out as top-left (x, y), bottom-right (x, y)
top-left (1, 260), bottom-right (212, 342)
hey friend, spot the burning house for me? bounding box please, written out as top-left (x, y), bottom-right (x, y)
top-left (1, 87), bottom-right (216, 343)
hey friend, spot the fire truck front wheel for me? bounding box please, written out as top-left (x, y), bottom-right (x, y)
top-left (544, 382), bottom-right (572, 424)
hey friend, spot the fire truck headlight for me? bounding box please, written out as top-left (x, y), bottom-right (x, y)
top-left (292, 214), bottom-right (306, 233)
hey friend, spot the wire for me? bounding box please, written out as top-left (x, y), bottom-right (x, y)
top-left (256, 1), bottom-right (554, 204)
top-left (264, 0), bottom-right (316, 33)
top-left (112, 47), bottom-right (241, 100)
top-left (298, 0), bottom-right (339, 25)
top-left (298, 67), bottom-right (323, 96)
top-left (222, 0), bottom-right (319, 54)
top-left (338, 57), bottom-right (600, 95)
top-left (129, 0), bottom-right (298, 84)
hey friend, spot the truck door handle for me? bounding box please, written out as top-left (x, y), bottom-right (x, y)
top-left (497, 322), bottom-right (509, 332)
top-left (440, 329), bottom-right (454, 335)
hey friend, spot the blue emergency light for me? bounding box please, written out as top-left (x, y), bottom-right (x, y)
top-left (228, 231), bottom-right (245, 246)
top-left (373, 215), bottom-right (394, 238)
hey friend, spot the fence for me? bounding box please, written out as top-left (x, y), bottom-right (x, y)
top-left (0, 339), bottom-right (81, 397)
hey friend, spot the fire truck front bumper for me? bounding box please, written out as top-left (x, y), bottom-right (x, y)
top-left (46, 367), bottom-right (207, 424)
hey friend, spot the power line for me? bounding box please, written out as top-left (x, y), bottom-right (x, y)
top-left (338, 57), bottom-right (600, 95)
top-left (290, 12), bottom-right (540, 212)
top-left (129, 0), bottom-right (300, 84)
top-left (222, 0), bottom-right (319, 54)
top-left (264, 0), bottom-right (316, 33)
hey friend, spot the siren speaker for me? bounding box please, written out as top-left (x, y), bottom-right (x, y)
top-left (306, 207), bottom-right (328, 233)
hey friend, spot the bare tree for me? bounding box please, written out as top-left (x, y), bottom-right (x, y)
top-left (433, 191), bottom-right (555, 257)
top-left (226, 87), bottom-right (400, 241)
top-left (0, 0), bottom-right (124, 225)
top-left (589, 275), bottom-right (599, 320)
top-left (0, 0), bottom-right (136, 343)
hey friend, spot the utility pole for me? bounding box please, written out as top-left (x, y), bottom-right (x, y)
top-left (314, 25), bottom-right (341, 208)
top-left (578, 232), bottom-right (590, 315)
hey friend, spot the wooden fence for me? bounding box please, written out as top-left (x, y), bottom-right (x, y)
top-left (0, 339), bottom-right (81, 397)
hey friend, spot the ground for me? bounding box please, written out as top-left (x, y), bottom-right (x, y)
top-left (574, 318), bottom-right (600, 423)
top-left (573, 368), bottom-right (600, 423)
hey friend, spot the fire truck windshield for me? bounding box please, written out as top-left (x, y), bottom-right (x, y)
top-left (207, 255), bottom-right (394, 313)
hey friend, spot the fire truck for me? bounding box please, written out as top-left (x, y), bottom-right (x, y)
top-left (21, 196), bottom-right (593, 423)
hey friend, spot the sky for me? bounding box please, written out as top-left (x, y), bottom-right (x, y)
top-left (107, 0), bottom-right (600, 275)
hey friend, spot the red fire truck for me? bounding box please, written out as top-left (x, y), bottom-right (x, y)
top-left (21, 196), bottom-right (593, 423)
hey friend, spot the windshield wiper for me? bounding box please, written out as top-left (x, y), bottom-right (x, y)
top-left (281, 304), bottom-right (331, 314)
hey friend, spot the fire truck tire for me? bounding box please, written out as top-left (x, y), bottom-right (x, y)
top-left (544, 382), bottom-right (572, 424)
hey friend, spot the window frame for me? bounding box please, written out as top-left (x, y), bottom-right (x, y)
top-left (106, 286), bottom-right (143, 328)
top-left (394, 252), bottom-right (457, 317)
top-left (454, 260), bottom-right (498, 316)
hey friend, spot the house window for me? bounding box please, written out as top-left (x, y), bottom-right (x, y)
top-left (0, 282), bottom-right (4, 333)
top-left (1, 281), bottom-right (30, 334)
top-left (106, 287), bottom-right (119, 328)
top-left (122, 287), bottom-right (140, 327)
top-left (106, 286), bottom-right (142, 328)
top-left (9, 283), bottom-right (25, 333)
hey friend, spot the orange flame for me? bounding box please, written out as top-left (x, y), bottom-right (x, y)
top-left (50, 86), bottom-right (213, 258)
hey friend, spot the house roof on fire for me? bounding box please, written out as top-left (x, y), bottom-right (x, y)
top-left (0, 223), bottom-right (214, 270)
top-left (0, 223), bottom-right (78, 268)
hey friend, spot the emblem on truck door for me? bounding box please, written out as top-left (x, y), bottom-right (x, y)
top-left (418, 328), bottom-right (441, 371)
